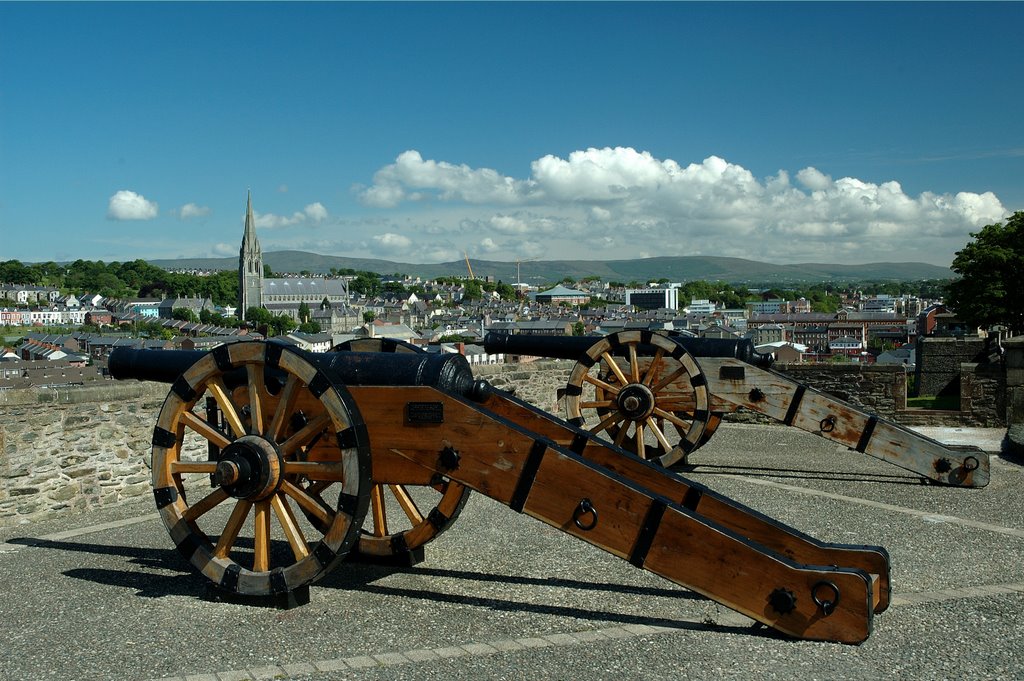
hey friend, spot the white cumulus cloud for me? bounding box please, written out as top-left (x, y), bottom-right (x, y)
top-left (107, 190), bottom-right (158, 220)
top-left (351, 147), bottom-right (1010, 264)
top-left (358, 150), bottom-right (529, 208)
top-left (256, 202), bottom-right (330, 229)
top-left (368, 232), bottom-right (413, 257)
top-left (179, 203), bottom-right (211, 219)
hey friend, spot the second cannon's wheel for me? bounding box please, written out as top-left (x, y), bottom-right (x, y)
top-left (151, 341), bottom-right (371, 597)
top-left (330, 337), bottom-right (471, 558)
top-left (564, 331), bottom-right (711, 467)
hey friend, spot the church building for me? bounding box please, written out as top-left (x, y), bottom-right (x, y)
top-left (237, 192), bottom-right (351, 328)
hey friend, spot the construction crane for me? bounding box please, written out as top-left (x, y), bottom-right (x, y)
top-left (515, 257), bottom-right (536, 287)
top-left (464, 251), bottom-right (475, 280)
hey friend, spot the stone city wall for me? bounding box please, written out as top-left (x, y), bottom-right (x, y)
top-left (0, 382), bottom-right (169, 526)
top-left (0, 357), bottom-right (1005, 527)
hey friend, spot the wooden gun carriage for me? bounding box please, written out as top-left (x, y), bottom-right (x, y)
top-left (108, 334), bottom-right (954, 644)
top-left (483, 331), bottom-right (988, 487)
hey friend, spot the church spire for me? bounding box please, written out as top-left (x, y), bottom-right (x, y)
top-left (239, 190), bottom-right (264, 320)
top-left (242, 189), bottom-right (260, 250)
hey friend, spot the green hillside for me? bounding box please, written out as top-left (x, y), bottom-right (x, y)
top-left (150, 252), bottom-right (953, 285)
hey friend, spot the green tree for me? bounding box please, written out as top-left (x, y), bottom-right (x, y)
top-left (350, 272), bottom-right (382, 296)
top-left (172, 308), bottom-right (199, 322)
top-left (245, 306), bottom-right (273, 326)
top-left (298, 320), bottom-right (321, 334)
top-left (363, 310), bottom-right (376, 323)
top-left (463, 280), bottom-right (483, 300)
top-left (572, 321), bottom-right (586, 336)
top-left (269, 314), bottom-right (297, 336)
top-left (298, 301), bottom-right (311, 323)
top-left (946, 211), bottom-right (1024, 334)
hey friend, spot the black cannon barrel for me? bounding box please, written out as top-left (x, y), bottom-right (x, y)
top-left (483, 331), bottom-right (773, 369)
top-left (108, 348), bottom-right (209, 384)
top-left (108, 344), bottom-right (485, 399)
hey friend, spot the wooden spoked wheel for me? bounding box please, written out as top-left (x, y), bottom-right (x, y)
top-left (151, 341), bottom-right (370, 596)
top-left (330, 337), bottom-right (471, 558)
top-left (564, 331), bottom-right (711, 467)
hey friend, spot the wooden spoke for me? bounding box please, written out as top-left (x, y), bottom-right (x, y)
top-left (180, 411), bottom-right (232, 449)
top-left (214, 499), bottom-right (252, 559)
top-left (614, 421), bottom-right (631, 447)
top-left (370, 484), bottom-right (388, 537)
top-left (246, 363), bottom-right (266, 435)
top-left (389, 484), bottom-right (425, 526)
top-left (279, 412), bottom-right (330, 457)
top-left (653, 406), bottom-right (693, 433)
top-left (580, 399), bottom-right (614, 410)
top-left (281, 479), bottom-right (334, 527)
top-left (641, 347), bottom-right (665, 386)
top-left (650, 365), bottom-right (688, 393)
top-left (582, 372), bottom-right (621, 395)
top-left (305, 480), bottom-right (332, 496)
top-left (271, 494), bottom-right (309, 561)
top-left (267, 373), bottom-right (302, 443)
top-left (283, 461), bottom-right (347, 481)
top-left (647, 418), bottom-right (675, 453)
top-left (208, 378), bottom-right (247, 438)
top-left (628, 343), bottom-right (640, 382)
top-left (601, 351), bottom-right (630, 386)
top-left (590, 409), bottom-right (625, 436)
top-left (635, 423), bottom-right (646, 458)
top-left (170, 460), bottom-right (218, 475)
top-left (183, 488), bottom-right (230, 523)
top-left (654, 399), bottom-right (694, 411)
top-left (253, 500), bottom-right (272, 572)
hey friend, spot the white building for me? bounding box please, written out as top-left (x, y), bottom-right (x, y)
top-left (686, 299), bottom-right (716, 315)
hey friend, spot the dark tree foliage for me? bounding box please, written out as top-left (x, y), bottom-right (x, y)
top-left (946, 211), bottom-right (1024, 334)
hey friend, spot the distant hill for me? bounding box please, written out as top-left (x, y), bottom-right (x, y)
top-left (150, 251), bottom-right (953, 285)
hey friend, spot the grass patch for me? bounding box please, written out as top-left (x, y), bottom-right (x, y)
top-left (906, 395), bottom-right (960, 410)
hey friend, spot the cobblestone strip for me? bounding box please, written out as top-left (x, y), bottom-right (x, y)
top-left (726, 475), bottom-right (1024, 539)
top-left (153, 623), bottom-right (685, 681)
top-left (152, 583), bottom-right (1024, 681)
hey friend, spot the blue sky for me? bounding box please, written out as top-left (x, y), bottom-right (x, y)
top-left (1, 2), bottom-right (1021, 268)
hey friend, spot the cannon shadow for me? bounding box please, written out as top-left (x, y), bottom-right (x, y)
top-left (6, 535), bottom-right (765, 639)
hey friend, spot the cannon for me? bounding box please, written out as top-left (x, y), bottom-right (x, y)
top-left (110, 338), bottom-right (895, 644)
top-left (483, 330), bottom-right (989, 487)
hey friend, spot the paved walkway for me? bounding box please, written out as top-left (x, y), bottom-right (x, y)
top-left (1, 423), bottom-right (1021, 680)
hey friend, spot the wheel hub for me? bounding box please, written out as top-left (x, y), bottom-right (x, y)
top-left (213, 435), bottom-right (284, 500)
top-left (616, 384), bottom-right (655, 421)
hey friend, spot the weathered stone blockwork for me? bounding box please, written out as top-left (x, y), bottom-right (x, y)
top-left (914, 337), bottom-right (988, 397)
top-left (474, 360), bottom-right (574, 412)
top-left (1005, 337), bottom-right (1024, 454)
top-left (0, 383), bottom-right (169, 526)
top-left (775, 363), bottom-right (907, 417)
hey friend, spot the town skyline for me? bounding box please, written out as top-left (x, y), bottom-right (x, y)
top-left (2, 3), bottom-right (1021, 268)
